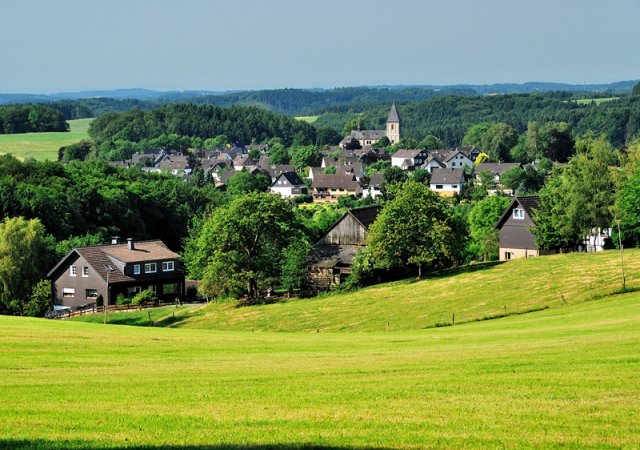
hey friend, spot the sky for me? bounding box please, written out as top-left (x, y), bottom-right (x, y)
top-left (1, 0), bottom-right (639, 93)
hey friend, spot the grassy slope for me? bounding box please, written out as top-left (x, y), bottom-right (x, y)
top-left (0, 118), bottom-right (92, 161)
top-left (171, 250), bottom-right (639, 332)
top-left (0, 293), bottom-right (639, 449)
top-left (70, 304), bottom-right (205, 327)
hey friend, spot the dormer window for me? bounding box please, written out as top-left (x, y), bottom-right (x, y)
top-left (144, 263), bottom-right (157, 273)
top-left (513, 208), bottom-right (525, 219)
top-left (162, 261), bottom-right (174, 272)
top-left (133, 264), bottom-right (141, 275)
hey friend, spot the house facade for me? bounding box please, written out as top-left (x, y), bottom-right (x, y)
top-left (494, 196), bottom-right (555, 260)
top-left (270, 172), bottom-right (308, 198)
top-left (47, 239), bottom-right (185, 307)
top-left (391, 149), bottom-right (430, 170)
top-left (311, 174), bottom-right (362, 202)
top-left (429, 168), bottom-right (466, 196)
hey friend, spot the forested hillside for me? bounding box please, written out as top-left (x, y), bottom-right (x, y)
top-left (89, 103), bottom-right (316, 147)
top-left (316, 93), bottom-right (640, 147)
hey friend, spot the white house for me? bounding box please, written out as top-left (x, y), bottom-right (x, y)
top-left (270, 172), bottom-right (308, 199)
top-left (430, 168), bottom-right (466, 197)
top-left (391, 149), bottom-right (429, 170)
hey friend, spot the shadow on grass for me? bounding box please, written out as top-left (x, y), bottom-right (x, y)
top-left (0, 440), bottom-right (389, 450)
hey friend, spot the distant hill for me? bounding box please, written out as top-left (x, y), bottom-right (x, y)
top-left (2, 80), bottom-right (637, 115)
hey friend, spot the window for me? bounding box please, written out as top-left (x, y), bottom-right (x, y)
top-left (144, 262), bottom-right (157, 273)
top-left (505, 252), bottom-right (512, 260)
top-left (82, 266), bottom-right (89, 277)
top-left (162, 261), bottom-right (174, 272)
top-left (452, 185), bottom-right (458, 189)
top-left (435, 184), bottom-right (443, 189)
top-left (70, 266), bottom-right (77, 277)
top-left (85, 289), bottom-right (98, 299)
top-left (163, 282), bottom-right (178, 295)
top-left (133, 264), bottom-right (141, 275)
top-left (451, 162), bottom-right (456, 167)
top-left (127, 286), bottom-right (142, 296)
top-left (63, 288), bottom-right (75, 297)
top-left (513, 208), bottom-right (525, 219)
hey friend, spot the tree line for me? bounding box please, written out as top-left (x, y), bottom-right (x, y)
top-left (0, 105), bottom-right (68, 134)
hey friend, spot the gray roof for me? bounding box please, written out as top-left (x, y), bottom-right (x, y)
top-left (392, 149), bottom-right (424, 159)
top-left (495, 196), bottom-right (540, 229)
top-left (430, 168), bottom-right (466, 184)
top-left (276, 171), bottom-right (305, 187)
top-left (387, 102), bottom-right (400, 123)
top-left (350, 129), bottom-right (386, 140)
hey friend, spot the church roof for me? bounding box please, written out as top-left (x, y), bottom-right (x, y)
top-left (387, 102), bottom-right (400, 123)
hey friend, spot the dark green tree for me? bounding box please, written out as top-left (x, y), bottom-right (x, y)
top-left (368, 181), bottom-right (467, 278)
top-left (185, 193), bottom-right (303, 299)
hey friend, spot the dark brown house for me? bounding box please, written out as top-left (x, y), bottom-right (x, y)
top-left (47, 238), bottom-right (185, 307)
top-left (308, 206), bottom-right (380, 290)
top-left (495, 196), bottom-right (555, 261)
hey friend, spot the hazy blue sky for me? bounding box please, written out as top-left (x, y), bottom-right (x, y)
top-left (2, 0), bottom-right (639, 93)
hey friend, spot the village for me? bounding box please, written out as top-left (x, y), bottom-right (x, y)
top-left (43, 103), bottom-right (615, 313)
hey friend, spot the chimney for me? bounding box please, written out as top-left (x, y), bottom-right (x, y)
top-left (127, 238), bottom-right (135, 251)
top-left (111, 236), bottom-right (121, 245)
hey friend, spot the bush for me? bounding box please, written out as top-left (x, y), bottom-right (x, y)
top-left (132, 289), bottom-right (158, 306)
top-left (116, 294), bottom-right (131, 305)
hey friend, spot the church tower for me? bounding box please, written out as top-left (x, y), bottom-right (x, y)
top-left (386, 102), bottom-right (400, 144)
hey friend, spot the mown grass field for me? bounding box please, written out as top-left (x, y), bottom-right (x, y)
top-left (295, 115), bottom-right (320, 123)
top-left (573, 97), bottom-right (620, 105)
top-left (144, 250), bottom-right (639, 332)
top-left (0, 118), bottom-right (92, 161)
top-left (1, 292), bottom-right (639, 449)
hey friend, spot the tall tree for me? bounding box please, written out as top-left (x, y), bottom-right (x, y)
top-left (533, 136), bottom-right (618, 249)
top-left (367, 181), bottom-right (467, 277)
top-left (0, 217), bottom-right (53, 314)
top-left (184, 193), bottom-right (303, 299)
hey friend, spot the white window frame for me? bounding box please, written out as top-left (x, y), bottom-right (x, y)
top-left (513, 208), bottom-right (525, 220)
top-left (162, 261), bottom-right (174, 272)
top-left (82, 266), bottom-right (89, 277)
top-left (70, 265), bottom-right (77, 277)
top-left (63, 288), bottom-right (75, 297)
top-left (133, 264), bottom-right (141, 275)
top-left (144, 262), bottom-right (157, 273)
top-left (85, 289), bottom-right (98, 299)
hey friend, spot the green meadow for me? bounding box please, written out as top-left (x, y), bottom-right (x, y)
top-left (107, 250), bottom-right (637, 333)
top-left (0, 118), bottom-right (92, 161)
top-left (572, 97), bottom-right (620, 105)
top-left (295, 116), bottom-right (320, 123)
top-left (1, 291), bottom-right (639, 449)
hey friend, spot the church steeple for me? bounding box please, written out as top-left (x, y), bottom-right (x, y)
top-left (386, 102), bottom-right (400, 144)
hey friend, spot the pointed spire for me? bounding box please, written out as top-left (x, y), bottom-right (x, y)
top-left (387, 102), bottom-right (399, 123)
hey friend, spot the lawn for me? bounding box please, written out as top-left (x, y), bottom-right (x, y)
top-left (164, 249), bottom-right (639, 332)
top-left (0, 118), bottom-right (92, 161)
top-left (0, 292), bottom-right (639, 448)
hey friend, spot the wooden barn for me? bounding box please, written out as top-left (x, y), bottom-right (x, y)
top-left (308, 206), bottom-right (380, 291)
